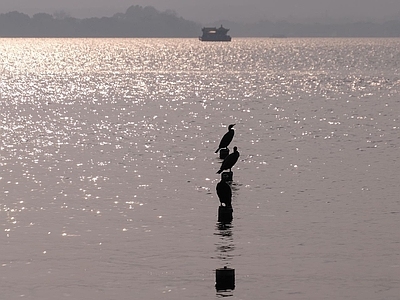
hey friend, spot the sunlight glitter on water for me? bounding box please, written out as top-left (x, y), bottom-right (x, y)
top-left (1, 38), bottom-right (400, 300)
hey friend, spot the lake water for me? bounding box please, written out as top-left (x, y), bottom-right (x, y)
top-left (1, 38), bottom-right (400, 300)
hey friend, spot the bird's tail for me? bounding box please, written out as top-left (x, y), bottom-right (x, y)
top-left (217, 169), bottom-right (222, 174)
top-left (215, 148), bottom-right (220, 153)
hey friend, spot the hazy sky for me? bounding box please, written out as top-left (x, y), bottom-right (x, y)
top-left (1, 0), bottom-right (400, 23)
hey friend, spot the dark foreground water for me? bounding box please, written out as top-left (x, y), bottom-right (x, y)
top-left (1, 38), bottom-right (400, 299)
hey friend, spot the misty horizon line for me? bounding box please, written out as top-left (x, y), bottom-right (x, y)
top-left (2, 4), bottom-right (400, 26)
top-left (1, 5), bottom-right (400, 38)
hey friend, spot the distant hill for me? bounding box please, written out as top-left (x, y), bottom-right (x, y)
top-left (1, 5), bottom-right (400, 37)
top-left (0, 5), bottom-right (200, 37)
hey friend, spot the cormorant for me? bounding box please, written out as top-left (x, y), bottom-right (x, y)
top-left (217, 146), bottom-right (240, 174)
top-left (216, 179), bottom-right (232, 207)
top-left (215, 124), bottom-right (235, 153)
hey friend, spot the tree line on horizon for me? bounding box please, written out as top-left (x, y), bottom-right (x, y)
top-left (1, 5), bottom-right (400, 38)
top-left (0, 5), bottom-right (199, 37)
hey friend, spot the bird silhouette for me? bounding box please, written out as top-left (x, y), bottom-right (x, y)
top-left (215, 124), bottom-right (235, 153)
top-left (216, 179), bottom-right (232, 207)
top-left (217, 146), bottom-right (240, 174)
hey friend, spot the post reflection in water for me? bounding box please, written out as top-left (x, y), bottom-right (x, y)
top-left (214, 223), bottom-right (235, 262)
top-left (215, 223), bottom-right (235, 297)
top-left (214, 182), bottom-right (240, 296)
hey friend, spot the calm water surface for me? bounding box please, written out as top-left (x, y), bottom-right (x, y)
top-left (1, 38), bottom-right (400, 299)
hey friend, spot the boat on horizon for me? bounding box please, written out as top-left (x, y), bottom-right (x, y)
top-left (199, 25), bottom-right (231, 42)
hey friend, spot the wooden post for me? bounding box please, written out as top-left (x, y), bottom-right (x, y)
top-left (221, 171), bottom-right (233, 182)
top-left (218, 206), bottom-right (233, 223)
top-left (215, 266), bottom-right (235, 291)
top-left (219, 148), bottom-right (229, 159)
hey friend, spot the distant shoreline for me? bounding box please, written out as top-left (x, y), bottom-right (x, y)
top-left (1, 6), bottom-right (400, 38)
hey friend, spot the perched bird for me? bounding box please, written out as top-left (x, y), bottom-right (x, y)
top-left (215, 124), bottom-right (235, 153)
top-left (216, 180), bottom-right (232, 207)
top-left (217, 146), bottom-right (240, 174)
